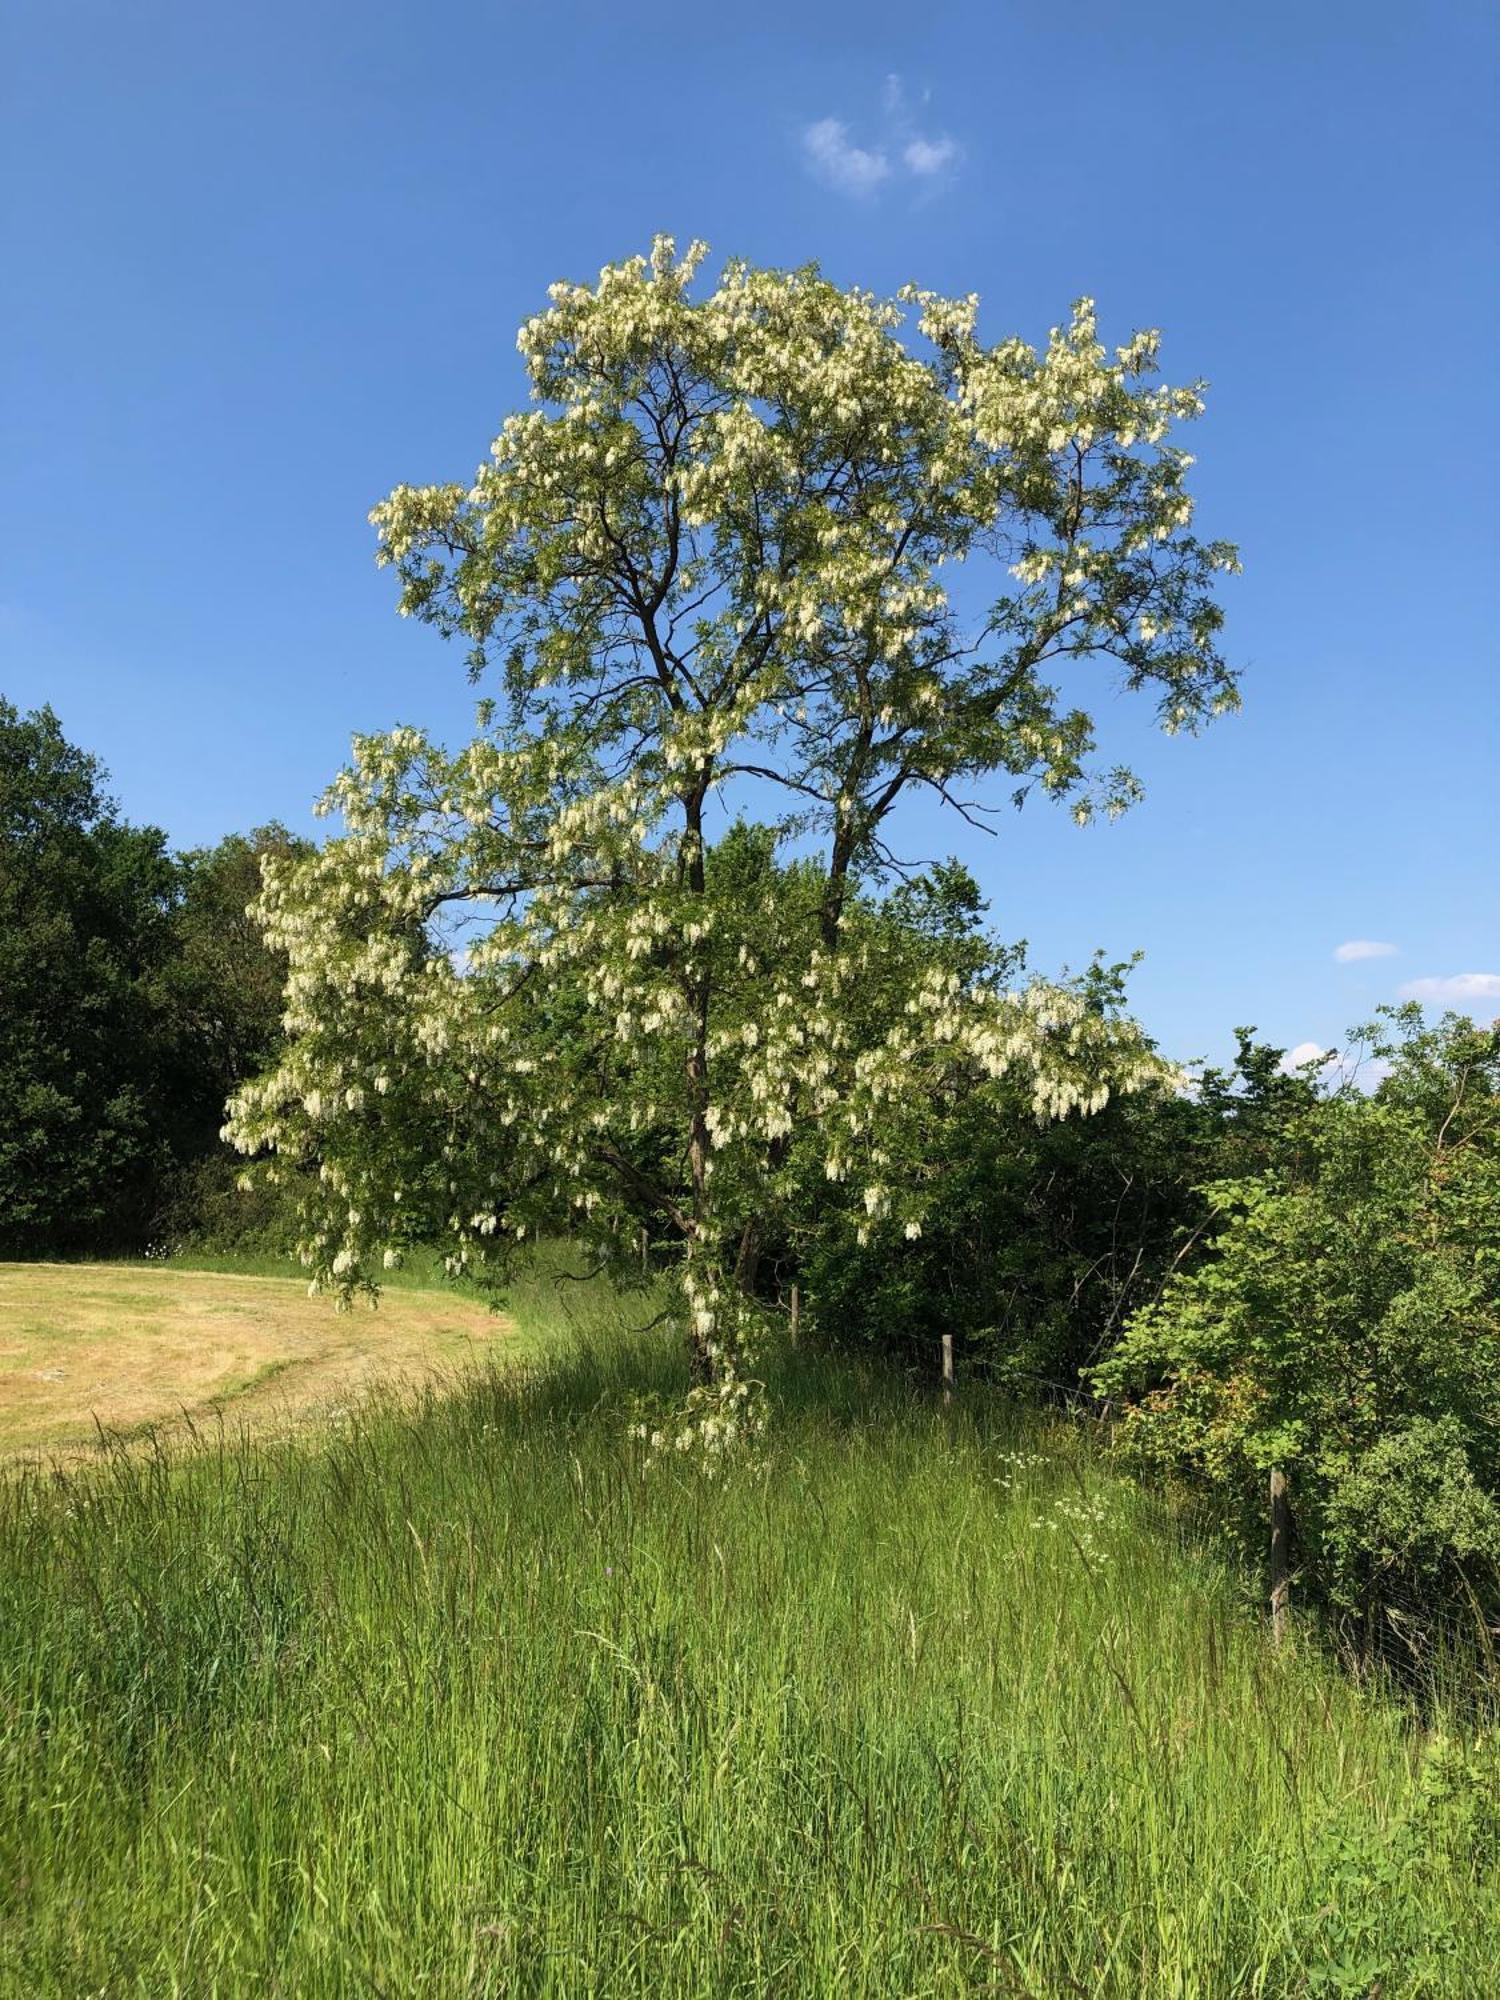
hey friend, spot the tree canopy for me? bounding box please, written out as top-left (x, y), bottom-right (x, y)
top-left (227, 240), bottom-right (1240, 1447)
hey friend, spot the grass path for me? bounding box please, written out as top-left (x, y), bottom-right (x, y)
top-left (0, 1260), bottom-right (517, 1458)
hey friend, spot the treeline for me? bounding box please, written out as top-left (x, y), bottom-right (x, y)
top-left (0, 698), bottom-right (304, 1256)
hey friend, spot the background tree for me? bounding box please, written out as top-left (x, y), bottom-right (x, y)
top-left (0, 700), bottom-right (178, 1253)
top-left (152, 825), bottom-right (313, 1247)
top-left (169, 828), bottom-right (310, 1096)
top-left (228, 239), bottom-right (1240, 1444)
top-left (0, 702), bottom-right (307, 1255)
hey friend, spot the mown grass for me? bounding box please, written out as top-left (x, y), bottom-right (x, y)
top-left (1, 1260), bottom-right (1496, 1997)
top-left (0, 1258), bottom-right (519, 1457)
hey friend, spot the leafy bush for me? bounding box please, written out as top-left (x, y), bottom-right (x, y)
top-left (1094, 1009), bottom-right (1500, 1633)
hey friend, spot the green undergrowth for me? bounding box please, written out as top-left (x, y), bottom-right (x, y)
top-left (1, 1265), bottom-right (1496, 1997)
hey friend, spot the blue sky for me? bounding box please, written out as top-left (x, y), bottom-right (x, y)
top-left (3, 0), bottom-right (1496, 1069)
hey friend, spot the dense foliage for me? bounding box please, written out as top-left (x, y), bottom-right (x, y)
top-left (807, 1009), bottom-right (1317, 1390)
top-left (0, 698), bottom-right (304, 1254)
top-left (154, 824), bottom-right (313, 1248)
top-left (1096, 1010), bottom-right (1500, 1634)
top-left (0, 701), bottom-right (178, 1253)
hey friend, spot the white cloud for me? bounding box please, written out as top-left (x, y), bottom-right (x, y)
top-left (1333, 938), bottom-right (1398, 963)
top-left (1397, 972), bottom-right (1500, 1007)
top-left (1280, 1041), bottom-right (1333, 1074)
top-left (904, 135), bottom-right (959, 177)
top-left (802, 118), bottom-right (890, 197)
top-left (802, 77), bottom-right (960, 197)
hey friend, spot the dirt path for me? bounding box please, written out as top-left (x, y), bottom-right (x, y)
top-left (0, 1262), bottom-right (518, 1459)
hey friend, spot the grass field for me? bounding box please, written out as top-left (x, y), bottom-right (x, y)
top-left (0, 1257), bottom-right (518, 1458)
top-left (1, 1257), bottom-right (1496, 1996)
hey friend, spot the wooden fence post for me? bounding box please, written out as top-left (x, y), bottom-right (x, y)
top-left (941, 1333), bottom-right (955, 1405)
top-left (1270, 1466), bottom-right (1291, 1646)
top-left (789, 1282), bottom-right (801, 1347)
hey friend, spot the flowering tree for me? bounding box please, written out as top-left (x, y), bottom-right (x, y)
top-left (228, 239), bottom-right (1239, 1449)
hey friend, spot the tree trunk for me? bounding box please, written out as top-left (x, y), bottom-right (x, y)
top-left (733, 1217), bottom-right (762, 1297)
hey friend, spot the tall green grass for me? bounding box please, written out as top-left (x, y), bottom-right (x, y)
top-left (1, 1265), bottom-right (1496, 1996)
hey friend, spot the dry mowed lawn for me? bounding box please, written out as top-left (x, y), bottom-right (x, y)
top-left (0, 1262), bottom-right (516, 1458)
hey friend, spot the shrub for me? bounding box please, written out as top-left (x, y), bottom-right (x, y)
top-left (1094, 1008), bottom-right (1500, 1635)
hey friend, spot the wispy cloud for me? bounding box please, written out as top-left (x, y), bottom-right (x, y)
top-left (903, 134), bottom-right (959, 177)
top-left (801, 76), bottom-right (961, 198)
top-left (802, 117), bottom-right (891, 197)
top-left (1334, 938), bottom-right (1398, 963)
top-left (1397, 972), bottom-right (1500, 1007)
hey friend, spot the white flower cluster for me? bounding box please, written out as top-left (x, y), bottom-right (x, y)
top-left (1031, 1494), bottom-right (1114, 1571)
